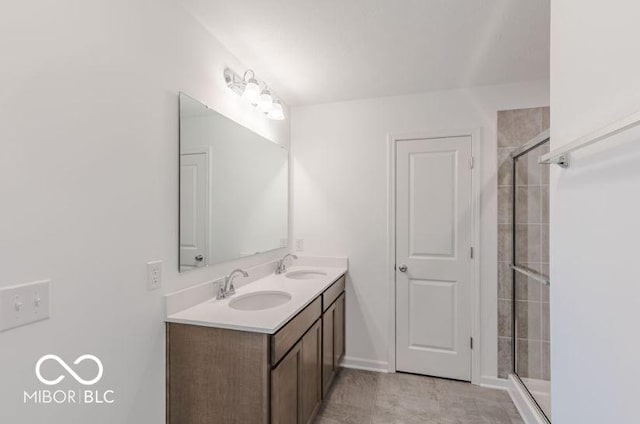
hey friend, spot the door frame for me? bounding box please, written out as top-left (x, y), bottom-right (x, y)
top-left (179, 146), bottom-right (212, 269)
top-left (386, 128), bottom-right (482, 384)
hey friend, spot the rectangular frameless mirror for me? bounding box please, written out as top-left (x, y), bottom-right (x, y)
top-left (179, 93), bottom-right (288, 272)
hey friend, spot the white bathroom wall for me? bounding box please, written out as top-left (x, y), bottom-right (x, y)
top-left (550, 1), bottom-right (640, 422)
top-left (0, 1), bottom-right (289, 423)
top-left (291, 80), bottom-right (549, 381)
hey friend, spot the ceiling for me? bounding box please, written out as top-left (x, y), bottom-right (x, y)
top-left (181, 0), bottom-right (550, 106)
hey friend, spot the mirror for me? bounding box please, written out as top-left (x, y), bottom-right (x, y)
top-left (179, 93), bottom-right (288, 272)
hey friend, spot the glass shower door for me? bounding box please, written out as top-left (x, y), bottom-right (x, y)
top-left (512, 140), bottom-right (551, 421)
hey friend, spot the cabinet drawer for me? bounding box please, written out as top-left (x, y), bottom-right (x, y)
top-left (272, 297), bottom-right (321, 365)
top-left (322, 275), bottom-right (345, 312)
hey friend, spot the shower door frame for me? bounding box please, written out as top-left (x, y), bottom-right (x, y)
top-left (510, 131), bottom-right (551, 424)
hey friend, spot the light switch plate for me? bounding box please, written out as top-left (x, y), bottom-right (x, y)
top-left (147, 261), bottom-right (162, 291)
top-left (0, 280), bottom-right (51, 332)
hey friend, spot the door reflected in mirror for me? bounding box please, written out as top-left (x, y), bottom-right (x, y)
top-left (179, 93), bottom-right (288, 272)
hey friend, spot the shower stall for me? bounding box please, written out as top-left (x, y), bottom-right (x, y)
top-left (510, 130), bottom-right (551, 422)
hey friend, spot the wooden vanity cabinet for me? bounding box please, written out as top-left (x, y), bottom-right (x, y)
top-left (322, 292), bottom-right (345, 396)
top-left (335, 293), bottom-right (345, 370)
top-left (301, 320), bottom-right (323, 423)
top-left (166, 324), bottom-right (270, 424)
top-left (271, 320), bottom-right (322, 424)
top-left (166, 274), bottom-right (345, 424)
top-left (271, 340), bottom-right (302, 424)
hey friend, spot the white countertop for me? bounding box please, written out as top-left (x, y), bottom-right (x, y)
top-left (165, 264), bottom-right (347, 334)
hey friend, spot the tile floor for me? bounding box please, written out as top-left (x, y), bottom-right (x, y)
top-left (314, 369), bottom-right (523, 424)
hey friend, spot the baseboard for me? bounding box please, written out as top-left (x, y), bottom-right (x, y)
top-left (479, 375), bottom-right (511, 391)
top-left (340, 356), bottom-right (389, 373)
top-left (508, 375), bottom-right (550, 424)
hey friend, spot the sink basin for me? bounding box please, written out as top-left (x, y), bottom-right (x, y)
top-left (229, 291), bottom-right (292, 311)
top-left (285, 270), bottom-right (328, 280)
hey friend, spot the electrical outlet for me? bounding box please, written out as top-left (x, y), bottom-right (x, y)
top-left (0, 280), bottom-right (50, 332)
top-left (295, 239), bottom-right (304, 251)
top-left (147, 261), bottom-right (162, 291)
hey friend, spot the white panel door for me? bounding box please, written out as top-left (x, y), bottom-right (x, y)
top-left (396, 136), bottom-right (473, 381)
top-left (180, 152), bottom-right (208, 268)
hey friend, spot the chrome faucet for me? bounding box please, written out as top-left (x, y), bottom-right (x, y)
top-left (275, 253), bottom-right (298, 275)
top-left (217, 268), bottom-right (248, 299)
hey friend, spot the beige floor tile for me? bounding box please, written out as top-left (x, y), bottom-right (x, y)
top-left (315, 402), bottom-right (372, 424)
top-left (314, 370), bottom-right (523, 424)
top-left (324, 368), bottom-right (379, 409)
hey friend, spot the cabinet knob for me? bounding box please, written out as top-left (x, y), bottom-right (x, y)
top-left (195, 254), bottom-right (204, 262)
top-left (398, 264), bottom-right (407, 272)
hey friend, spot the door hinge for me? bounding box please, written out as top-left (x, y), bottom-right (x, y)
top-left (469, 156), bottom-right (474, 169)
top-left (470, 247), bottom-right (474, 259)
top-left (470, 337), bottom-right (474, 349)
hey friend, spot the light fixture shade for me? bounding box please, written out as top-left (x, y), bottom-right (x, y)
top-left (243, 79), bottom-right (260, 104)
top-left (258, 89), bottom-right (274, 113)
top-left (267, 100), bottom-right (285, 120)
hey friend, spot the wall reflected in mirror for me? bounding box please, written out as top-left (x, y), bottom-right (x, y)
top-left (179, 93), bottom-right (288, 272)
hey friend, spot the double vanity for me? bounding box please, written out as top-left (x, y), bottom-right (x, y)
top-left (165, 257), bottom-right (347, 424)
top-left (172, 94), bottom-right (344, 423)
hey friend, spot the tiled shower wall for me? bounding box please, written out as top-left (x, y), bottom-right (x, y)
top-left (497, 107), bottom-right (550, 379)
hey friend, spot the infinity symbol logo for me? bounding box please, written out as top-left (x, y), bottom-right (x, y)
top-left (35, 355), bottom-right (104, 386)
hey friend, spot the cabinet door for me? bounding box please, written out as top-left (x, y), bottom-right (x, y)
top-left (301, 320), bottom-right (322, 424)
top-left (271, 342), bottom-right (302, 424)
top-left (322, 302), bottom-right (336, 396)
top-left (334, 293), bottom-right (345, 366)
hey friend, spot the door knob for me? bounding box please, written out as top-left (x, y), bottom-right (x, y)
top-left (195, 254), bottom-right (204, 262)
top-left (398, 264), bottom-right (408, 272)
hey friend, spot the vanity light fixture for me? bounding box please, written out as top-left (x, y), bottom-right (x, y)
top-left (224, 67), bottom-right (285, 120)
top-left (268, 100), bottom-right (285, 121)
top-left (243, 75), bottom-right (260, 105)
top-left (258, 89), bottom-right (274, 113)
